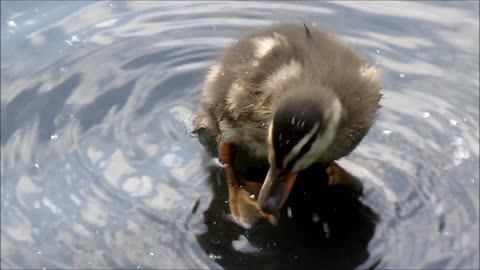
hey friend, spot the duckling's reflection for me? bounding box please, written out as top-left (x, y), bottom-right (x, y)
top-left (195, 131), bottom-right (379, 269)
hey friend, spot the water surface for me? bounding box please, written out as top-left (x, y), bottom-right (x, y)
top-left (1, 1), bottom-right (479, 269)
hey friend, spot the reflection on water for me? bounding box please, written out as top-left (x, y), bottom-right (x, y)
top-left (196, 138), bottom-right (379, 269)
top-left (1, 1), bottom-right (479, 269)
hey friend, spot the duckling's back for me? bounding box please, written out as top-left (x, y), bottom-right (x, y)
top-left (194, 23), bottom-right (381, 158)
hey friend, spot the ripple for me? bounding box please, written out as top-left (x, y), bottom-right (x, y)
top-left (1, 1), bottom-right (479, 269)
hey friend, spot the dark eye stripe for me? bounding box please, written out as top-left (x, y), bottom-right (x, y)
top-left (285, 126), bottom-right (322, 170)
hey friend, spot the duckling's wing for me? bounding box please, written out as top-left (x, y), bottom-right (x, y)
top-left (192, 111), bottom-right (220, 133)
top-left (191, 113), bottom-right (207, 133)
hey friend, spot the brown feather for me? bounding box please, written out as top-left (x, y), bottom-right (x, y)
top-left (193, 23), bottom-right (382, 161)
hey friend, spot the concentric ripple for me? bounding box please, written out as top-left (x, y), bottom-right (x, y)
top-left (1, 1), bottom-right (478, 269)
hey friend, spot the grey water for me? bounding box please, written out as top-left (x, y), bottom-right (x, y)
top-left (1, 1), bottom-right (479, 269)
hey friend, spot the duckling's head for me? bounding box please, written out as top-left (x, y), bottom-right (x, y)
top-left (258, 87), bottom-right (343, 214)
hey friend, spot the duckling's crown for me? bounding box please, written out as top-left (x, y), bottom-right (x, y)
top-left (270, 96), bottom-right (328, 170)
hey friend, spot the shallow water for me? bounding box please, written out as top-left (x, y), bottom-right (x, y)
top-left (1, 1), bottom-right (479, 269)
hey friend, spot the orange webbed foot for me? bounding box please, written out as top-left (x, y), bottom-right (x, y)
top-left (218, 139), bottom-right (276, 228)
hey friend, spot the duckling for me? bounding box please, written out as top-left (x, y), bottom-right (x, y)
top-left (193, 23), bottom-right (381, 218)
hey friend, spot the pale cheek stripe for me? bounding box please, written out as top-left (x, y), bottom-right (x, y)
top-left (267, 123), bottom-right (275, 166)
top-left (291, 97), bottom-right (343, 172)
top-left (282, 123), bottom-right (320, 168)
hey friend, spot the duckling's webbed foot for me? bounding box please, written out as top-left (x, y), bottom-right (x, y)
top-left (326, 161), bottom-right (364, 193)
top-left (218, 138), bottom-right (277, 228)
top-left (218, 139), bottom-right (237, 183)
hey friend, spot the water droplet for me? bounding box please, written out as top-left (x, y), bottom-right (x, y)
top-left (399, 73), bottom-right (405, 78)
top-left (50, 134), bottom-right (58, 141)
top-left (35, 9), bottom-right (39, 12)
top-left (376, 50), bottom-right (381, 54)
top-left (34, 163), bottom-right (39, 168)
top-left (7, 20), bottom-right (16, 28)
top-left (312, 22), bottom-right (317, 26)
top-left (95, 230), bottom-right (99, 234)
top-left (449, 119), bottom-right (458, 126)
top-left (208, 253), bottom-right (222, 260)
top-left (108, 3), bottom-right (113, 7)
top-left (323, 222), bottom-right (330, 238)
top-left (434, 204), bottom-right (444, 215)
top-left (136, 265), bottom-right (141, 269)
top-left (423, 112), bottom-right (431, 118)
top-left (37, 251), bottom-right (42, 255)
top-left (65, 36), bottom-right (80, 46)
top-left (312, 213), bottom-right (320, 223)
top-left (452, 137), bottom-right (470, 166)
top-left (212, 25), bottom-right (216, 30)
top-left (382, 129), bottom-right (392, 136)
top-left (88, 261), bottom-right (92, 265)
top-left (149, 252), bottom-right (155, 256)
top-left (287, 207), bottom-right (292, 218)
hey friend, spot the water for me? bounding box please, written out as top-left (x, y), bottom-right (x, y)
top-left (1, 1), bottom-right (479, 269)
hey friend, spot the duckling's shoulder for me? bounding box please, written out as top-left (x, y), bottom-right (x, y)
top-left (201, 24), bottom-right (310, 106)
top-left (199, 25), bottom-right (304, 119)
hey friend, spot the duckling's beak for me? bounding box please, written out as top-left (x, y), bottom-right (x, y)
top-left (258, 167), bottom-right (298, 214)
